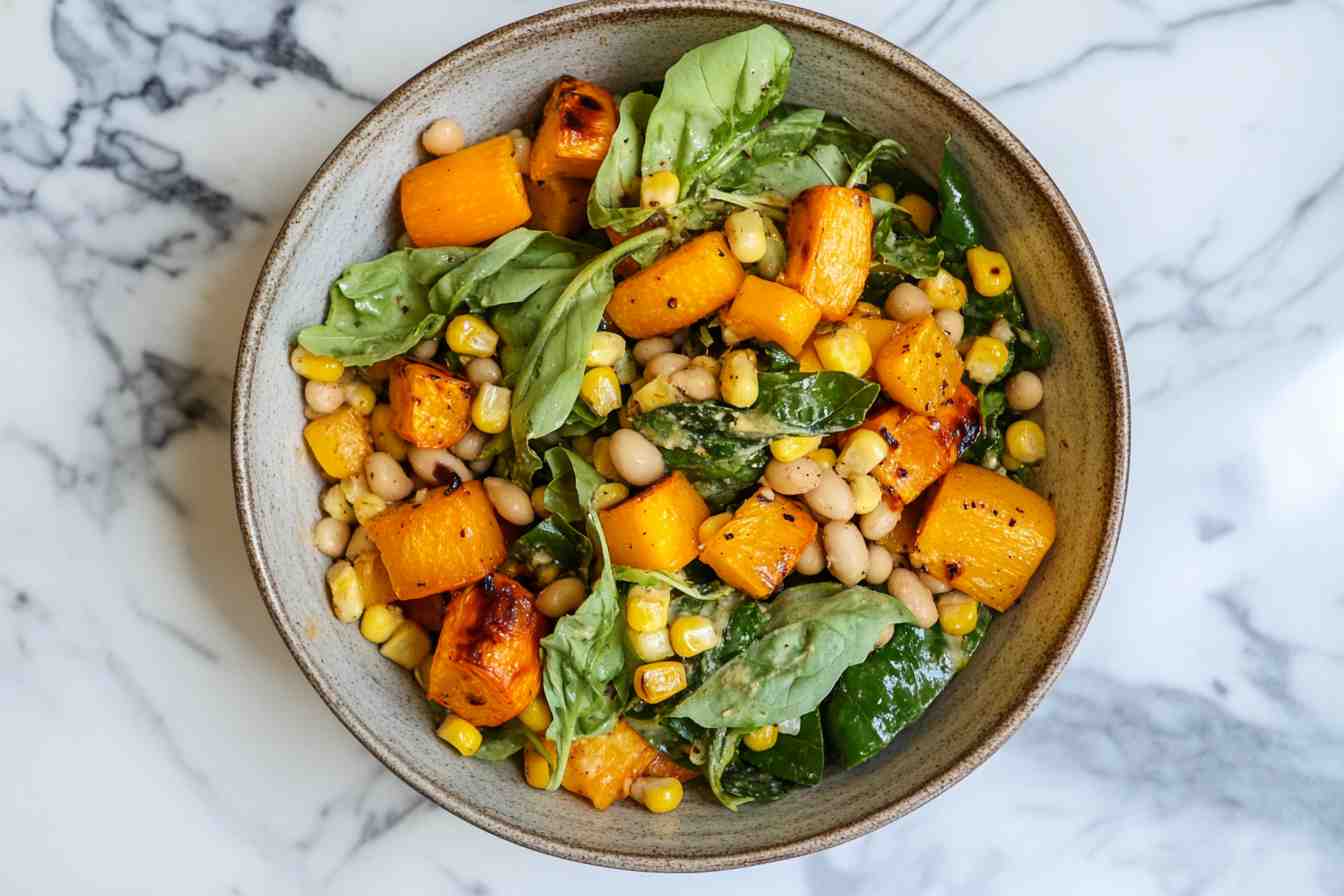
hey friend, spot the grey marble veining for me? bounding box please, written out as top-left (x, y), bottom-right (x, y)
top-left (2, 1), bottom-right (1341, 893)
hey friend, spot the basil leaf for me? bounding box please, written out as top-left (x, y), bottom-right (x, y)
top-left (587, 91), bottom-right (660, 233)
top-left (937, 138), bottom-right (986, 255)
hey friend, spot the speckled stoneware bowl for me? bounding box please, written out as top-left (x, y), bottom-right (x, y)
top-left (233, 0), bottom-right (1128, 872)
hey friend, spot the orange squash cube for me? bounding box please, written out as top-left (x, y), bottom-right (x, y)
top-left (400, 135), bottom-right (531, 247)
top-left (530, 77), bottom-right (618, 182)
top-left (699, 489), bottom-right (818, 598)
top-left (599, 472), bottom-right (710, 571)
top-left (387, 358), bottom-right (474, 450)
top-left (525, 176), bottom-right (590, 237)
top-left (606, 232), bottom-right (745, 339)
top-left (867, 385), bottom-right (979, 505)
top-left (848, 315), bottom-right (900, 359)
top-left (873, 315), bottom-right (965, 415)
top-left (721, 275), bottom-right (822, 356)
top-left (353, 551), bottom-right (396, 607)
top-left (303, 406), bottom-right (372, 479)
top-left (912, 464), bottom-right (1057, 611)
top-left (561, 720), bottom-right (659, 810)
top-left (780, 186), bottom-right (874, 321)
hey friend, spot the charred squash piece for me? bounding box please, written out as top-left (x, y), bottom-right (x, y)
top-left (525, 176), bottom-right (590, 237)
top-left (699, 489), bottom-right (818, 598)
top-left (400, 135), bottom-right (530, 247)
top-left (859, 385), bottom-right (979, 505)
top-left (400, 594), bottom-right (447, 633)
top-left (600, 472), bottom-right (710, 571)
top-left (606, 232), bottom-right (745, 339)
top-left (780, 186), bottom-right (874, 321)
top-left (721, 275), bottom-right (822, 357)
top-left (530, 77), bottom-right (618, 181)
top-left (387, 358), bottom-right (474, 449)
top-left (561, 720), bottom-right (660, 810)
top-left (303, 406), bottom-right (372, 480)
top-left (873, 314), bottom-right (965, 415)
top-left (428, 573), bottom-right (545, 726)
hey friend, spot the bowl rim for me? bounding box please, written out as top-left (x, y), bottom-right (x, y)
top-left (232, 0), bottom-right (1129, 872)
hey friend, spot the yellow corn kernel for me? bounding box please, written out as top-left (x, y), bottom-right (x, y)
top-left (669, 615), bottom-right (718, 658)
top-left (370, 404), bottom-right (408, 461)
top-left (290, 346), bottom-right (345, 383)
top-left (628, 627), bottom-right (675, 662)
top-left (869, 182), bottom-right (896, 203)
top-left (743, 724), bottom-right (779, 752)
top-left (631, 776), bottom-right (684, 813)
top-left (580, 366), bottom-right (622, 416)
top-left (524, 742), bottom-right (555, 788)
top-left (627, 586), bottom-right (671, 633)
top-left (633, 376), bottom-right (683, 413)
top-left (593, 482), bottom-right (629, 510)
top-left (937, 593), bottom-right (979, 636)
top-left (633, 661), bottom-right (688, 704)
top-left (592, 436), bottom-right (620, 480)
top-left (321, 483), bottom-right (355, 523)
top-left (836, 429), bottom-right (889, 477)
top-left (340, 474), bottom-right (370, 503)
top-left (965, 336), bottom-right (1011, 385)
top-left (720, 349), bottom-right (759, 408)
top-left (813, 326), bottom-right (873, 378)
top-left (896, 193), bottom-right (937, 235)
top-left (447, 314), bottom-right (499, 358)
top-left (471, 383), bottom-right (511, 434)
top-left (379, 620), bottom-right (432, 669)
top-left (770, 435), bottom-right (823, 463)
top-left (1005, 419), bottom-right (1047, 464)
top-left (852, 301), bottom-right (883, 318)
top-left (517, 695), bottom-right (552, 734)
top-left (698, 511), bottom-right (733, 545)
top-left (587, 331), bottom-right (627, 368)
top-left (966, 246), bottom-right (1013, 297)
top-left (359, 603), bottom-right (404, 644)
top-left (352, 492), bottom-right (388, 525)
top-left (326, 560), bottom-right (364, 623)
top-left (437, 715), bottom-right (483, 757)
top-left (849, 474), bottom-right (882, 515)
top-left (640, 170), bottom-right (680, 209)
top-left (808, 448), bottom-right (837, 469)
top-left (531, 486), bottom-right (550, 519)
top-left (918, 268), bottom-right (968, 311)
top-left (344, 382), bottom-right (376, 416)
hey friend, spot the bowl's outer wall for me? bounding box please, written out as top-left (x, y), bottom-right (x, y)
top-left (235, 0), bottom-right (1127, 872)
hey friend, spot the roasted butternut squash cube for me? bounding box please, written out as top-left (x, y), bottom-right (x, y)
top-left (525, 176), bottom-right (590, 237)
top-left (400, 593), bottom-right (446, 633)
top-left (699, 489), bottom-right (818, 598)
top-left (645, 751), bottom-right (698, 782)
top-left (365, 481), bottom-right (506, 599)
top-left (401, 135), bottom-right (531, 247)
top-left (848, 315), bottom-right (900, 359)
top-left (866, 385), bottom-right (979, 505)
top-left (874, 315), bottom-right (965, 415)
top-left (388, 358), bottom-right (474, 450)
top-left (721, 275), bottom-right (822, 356)
top-left (303, 406), bottom-right (372, 479)
top-left (599, 472), bottom-right (710, 571)
top-left (876, 498), bottom-right (924, 557)
top-left (428, 573), bottom-right (544, 726)
top-left (912, 464), bottom-right (1057, 611)
top-left (561, 720), bottom-right (659, 810)
top-left (353, 551), bottom-right (396, 607)
top-left (530, 77), bottom-right (618, 181)
top-left (606, 232), bottom-right (745, 339)
top-left (781, 186), bottom-right (874, 321)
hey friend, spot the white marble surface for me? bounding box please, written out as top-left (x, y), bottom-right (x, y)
top-left (3, 0), bottom-right (1342, 892)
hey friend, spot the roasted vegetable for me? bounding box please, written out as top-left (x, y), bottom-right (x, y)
top-left (873, 314), bottom-right (965, 415)
top-left (846, 315), bottom-right (900, 361)
top-left (400, 135), bottom-right (531, 247)
top-left (303, 406), bottom-right (372, 479)
top-left (560, 719), bottom-right (659, 810)
top-left (530, 77), bottom-right (618, 182)
top-left (912, 463), bottom-right (1056, 611)
top-left (387, 357), bottom-right (474, 449)
top-left (861, 385), bottom-right (979, 505)
top-left (525, 177), bottom-right (590, 237)
top-left (720, 275), bottom-right (821, 357)
top-left (699, 488), bottom-right (818, 598)
top-left (428, 573), bottom-right (545, 726)
top-left (365, 481), bottom-right (506, 599)
top-left (400, 593), bottom-right (447, 633)
top-left (599, 472), bottom-right (710, 571)
top-left (606, 232), bottom-right (745, 339)
top-left (780, 186), bottom-right (874, 321)
top-left (353, 550), bottom-right (396, 607)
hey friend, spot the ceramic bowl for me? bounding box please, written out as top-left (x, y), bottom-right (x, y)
top-left (233, 0), bottom-right (1128, 872)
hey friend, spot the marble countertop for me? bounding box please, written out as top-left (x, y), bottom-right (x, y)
top-left (3, 0), bottom-right (1341, 892)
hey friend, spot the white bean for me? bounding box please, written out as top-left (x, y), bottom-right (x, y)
top-left (365, 452), bottom-right (414, 502)
top-left (451, 429), bottom-right (487, 461)
top-left (509, 129), bottom-right (532, 172)
top-left (421, 117), bottom-right (465, 156)
top-left (633, 337), bottom-right (675, 366)
top-left (345, 526), bottom-right (375, 559)
top-left (888, 569), bottom-right (938, 628)
top-left (990, 317), bottom-right (1015, 343)
top-left (469, 457), bottom-right (493, 475)
top-left (669, 367), bottom-right (718, 401)
top-left (645, 352), bottom-right (689, 378)
top-left (918, 571), bottom-right (951, 595)
top-left (465, 357), bottom-right (502, 386)
top-left (483, 477), bottom-right (535, 525)
top-left (304, 380), bottom-right (345, 415)
top-left (865, 544), bottom-right (894, 585)
top-left (321, 483), bottom-right (355, 523)
top-left (1006, 371), bottom-right (1044, 412)
top-left (804, 469), bottom-right (856, 521)
top-left (313, 516), bottom-right (351, 557)
top-left (823, 521), bottom-right (867, 586)
top-left (408, 447), bottom-right (473, 485)
top-left (859, 500), bottom-right (900, 541)
top-left (412, 338), bottom-right (440, 361)
top-left (885, 283), bottom-right (932, 322)
top-left (609, 428), bottom-right (665, 486)
top-left (934, 309), bottom-right (964, 345)
top-left (796, 535), bottom-right (825, 576)
top-left (764, 458), bottom-right (822, 496)
top-left (536, 577), bottom-right (587, 618)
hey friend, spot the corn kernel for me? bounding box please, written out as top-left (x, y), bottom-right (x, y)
top-left (640, 170), bottom-right (680, 209)
top-left (852, 301), bottom-right (883, 318)
top-left (632, 376), bottom-right (683, 412)
top-left (813, 326), bottom-right (873, 378)
top-left (725, 210), bottom-right (767, 264)
top-left (471, 384), bottom-right (511, 434)
top-left (966, 246), bottom-right (1013, 297)
top-left (353, 492), bottom-right (388, 525)
top-left (808, 448), bottom-right (837, 469)
top-left (290, 346), bottom-right (345, 382)
top-left (524, 742), bottom-right (555, 788)
top-left (669, 615), bottom-right (718, 658)
top-left (836, 429), bottom-right (889, 477)
top-left (531, 486), bottom-right (550, 519)
top-left (592, 436), bottom-right (620, 480)
top-left (437, 715), bottom-right (483, 757)
top-left (1005, 419), bottom-right (1047, 464)
top-left (720, 349), bottom-right (759, 408)
top-left (771, 435), bottom-right (822, 463)
top-left (447, 314), bottom-right (499, 357)
top-left (849, 474), bottom-right (882, 515)
top-left (380, 620), bottom-right (432, 669)
top-left (698, 512), bottom-right (733, 544)
top-left (340, 474), bottom-right (370, 503)
top-left (359, 603), bottom-right (404, 644)
top-left (896, 193), bottom-right (937, 235)
top-left (580, 366), bottom-right (622, 416)
top-left (631, 776), bottom-right (684, 813)
top-left (593, 482), bottom-right (629, 510)
top-left (869, 182), bottom-right (896, 203)
top-left (326, 560), bottom-right (365, 623)
top-left (322, 483), bottom-right (355, 523)
top-left (743, 724), bottom-right (779, 752)
top-left (370, 404), bottom-right (408, 461)
top-left (965, 336), bottom-right (1011, 385)
top-left (518, 695), bottom-right (552, 734)
top-left (587, 331), bottom-right (627, 368)
top-left (633, 661), bottom-right (688, 704)
top-left (937, 593), bottom-right (979, 636)
top-left (629, 627), bottom-right (674, 662)
top-left (627, 586), bottom-right (671, 633)
top-left (918, 269), bottom-right (968, 311)
top-left (344, 382), bottom-right (376, 415)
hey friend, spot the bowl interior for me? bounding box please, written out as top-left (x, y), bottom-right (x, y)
top-left (234, 0), bottom-right (1126, 872)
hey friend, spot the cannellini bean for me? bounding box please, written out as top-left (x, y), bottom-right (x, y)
top-left (536, 577), bottom-right (587, 618)
top-left (888, 569), bottom-right (938, 628)
top-left (451, 429), bottom-right (487, 461)
top-left (804, 469), bottom-right (856, 521)
top-left (823, 521), bottom-right (867, 586)
top-left (764, 458), bottom-right (822, 496)
top-left (321, 483), bottom-right (355, 523)
top-left (885, 283), bottom-right (932, 322)
top-left (934, 309), bottom-right (964, 345)
top-left (633, 336), bottom-right (675, 366)
top-left (304, 380), bottom-right (345, 415)
top-left (989, 317), bottom-right (1016, 343)
top-left (465, 357), bottom-right (502, 386)
top-left (365, 452), bottom-right (414, 502)
top-left (313, 517), bottom-right (351, 557)
top-left (483, 477), bottom-right (534, 525)
top-left (509, 129), bottom-right (532, 172)
top-left (865, 544), bottom-right (894, 585)
top-left (412, 338), bottom-right (440, 361)
top-left (609, 428), bottom-right (665, 487)
top-left (859, 500), bottom-right (900, 541)
top-left (645, 352), bottom-right (689, 378)
top-left (408, 447), bottom-right (473, 485)
top-left (421, 117), bottom-right (465, 156)
top-left (796, 535), bottom-right (825, 576)
top-left (918, 571), bottom-right (951, 595)
top-left (1005, 371), bottom-right (1044, 412)
top-left (669, 367), bottom-right (718, 401)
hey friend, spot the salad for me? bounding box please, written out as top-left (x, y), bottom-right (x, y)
top-left (291, 25), bottom-right (1057, 814)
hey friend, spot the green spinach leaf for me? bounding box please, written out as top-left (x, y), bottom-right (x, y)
top-left (613, 567), bottom-right (737, 602)
top-left (588, 91), bottom-right (660, 233)
top-left (473, 719), bottom-right (547, 762)
top-left (719, 759), bottom-right (791, 804)
top-left (1011, 326), bottom-right (1053, 371)
top-left (428, 229), bottom-right (596, 315)
top-left (510, 516), bottom-right (590, 574)
top-left (872, 208), bottom-right (944, 280)
top-left (740, 709), bottom-right (824, 786)
top-left (936, 138), bottom-right (986, 255)
top-left (963, 385), bottom-right (1006, 465)
top-left (845, 138), bottom-right (906, 188)
top-left (706, 728), bottom-right (754, 810)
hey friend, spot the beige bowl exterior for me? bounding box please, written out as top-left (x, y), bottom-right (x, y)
top-left (233, 0), bottom-right (1128, 872)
